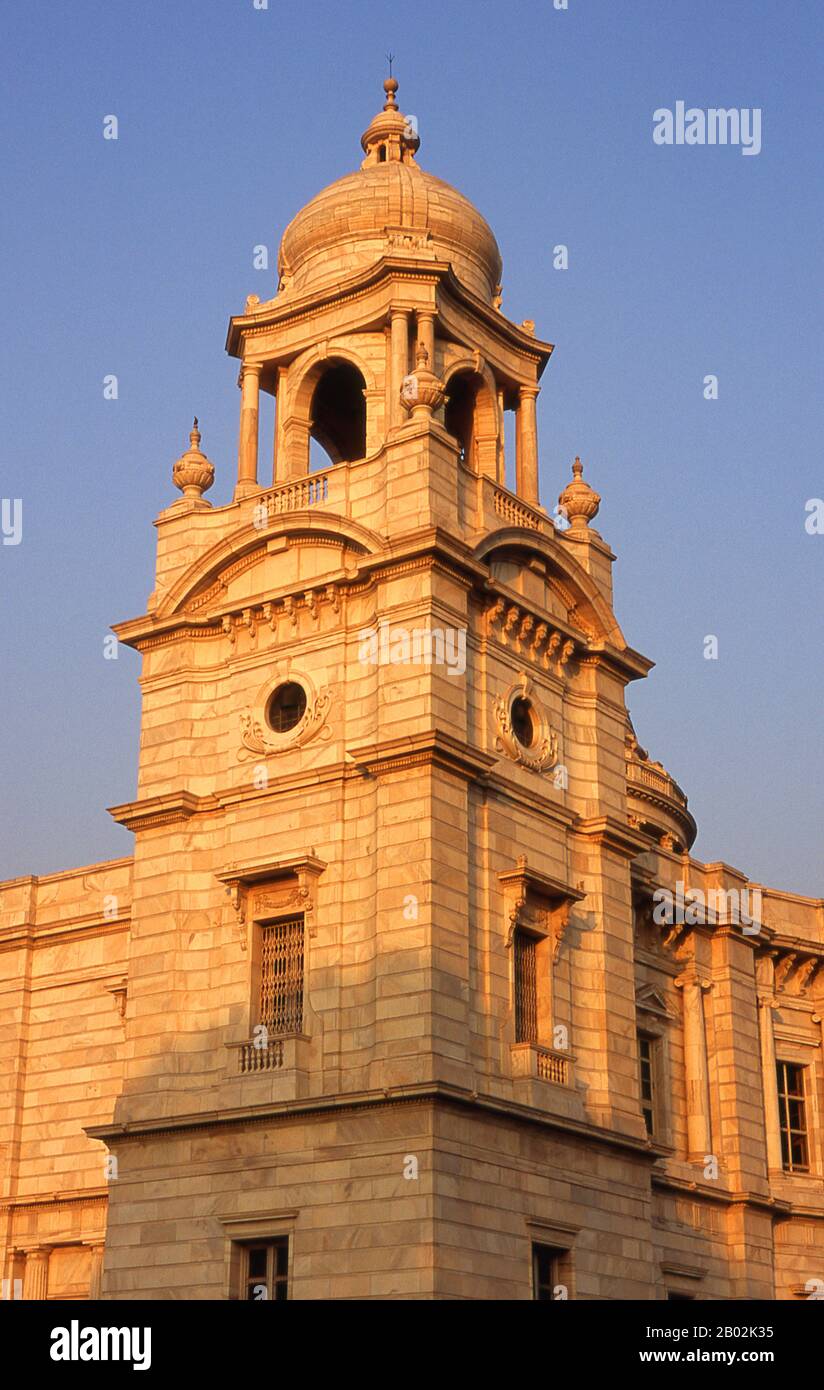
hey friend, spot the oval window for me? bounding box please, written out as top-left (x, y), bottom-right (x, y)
top-left (266, 681), bottom-right (307, 733)
top-left (510, 696), bottom-right (536, 749)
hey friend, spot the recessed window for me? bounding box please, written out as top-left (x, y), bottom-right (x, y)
top-left (638, 1033), bottom-right (656, 1136)
top-left (532, 1243), bottom-right (568, 1301)
top-left (777, 1061), bottom-right (809, 1173)
top-left (243, 1238), bottom-right (289, 1301)
top-left (510, 696), bottom-right (535, 748)
top-left (266, 681), bottom-right (307, 733)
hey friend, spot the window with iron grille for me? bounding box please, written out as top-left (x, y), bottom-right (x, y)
top-left (243, 1238), bottom-right (289, 1301)
top-left (638, 1033), bottom-right (656, 1136)
top-left (259, 917), bottom-right (304, 1035)
top-left (514, 929), bottom-right (538, 1043)
top-left (776, 1061), bottom-right (809, 1173)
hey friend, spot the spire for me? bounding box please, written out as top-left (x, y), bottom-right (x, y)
top-left (360, 74), bottom-right (420, 167)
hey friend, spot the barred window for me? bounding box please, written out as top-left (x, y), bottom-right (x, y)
top-left (514, 929), bottom-right (538, 1043)
top-left (259, 917), bottom-right (304, 1035)
top-left (243, 1239), bottom-right (289, 1301)
top-left (777, 1061), bottom-right (809, 1173)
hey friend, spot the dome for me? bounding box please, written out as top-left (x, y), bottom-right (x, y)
top-left (277, 80), bottom-right (503, 304)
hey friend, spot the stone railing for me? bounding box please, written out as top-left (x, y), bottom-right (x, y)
top-left (237, 1039), bottom-right (285, 1073)
top-left (511, 1042), bottom-right (570, 1086)
top-left (255, 469), bottom-right (332, 520)
top-left (492, 485), bottom-right (544, 532)
top-left (627, 757), bottom-right (688, 809)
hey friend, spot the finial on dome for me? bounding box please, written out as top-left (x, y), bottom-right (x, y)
top-left (558, 456), bottom-right (601, 533)
top-left (361, 71), bottom-right (420, 165)
top-left (173, 417), bottom-right (214, 504)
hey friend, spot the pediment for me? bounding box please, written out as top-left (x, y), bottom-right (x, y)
top-left (635, 983), bottom-right (676, 1020)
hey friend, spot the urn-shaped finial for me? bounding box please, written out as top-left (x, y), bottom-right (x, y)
top-left (400, 342), bottom-right (446, 418)
top-left (172, 418), bottom-right (215, 502)
top-left (558, 456), bottom-right (601, 532)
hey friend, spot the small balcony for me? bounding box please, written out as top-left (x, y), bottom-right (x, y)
top-left (511, 1042), bottom-right (572, 1086)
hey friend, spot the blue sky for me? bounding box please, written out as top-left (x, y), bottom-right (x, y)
top-left (1, 0), bottom-right (822, 894)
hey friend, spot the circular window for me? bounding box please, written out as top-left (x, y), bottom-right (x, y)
top-left (266, 681), bottom-right (307, 733)
top-left (510, 697), bottom-right (536, 749)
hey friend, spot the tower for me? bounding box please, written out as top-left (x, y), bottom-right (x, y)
top-left (93, 80), bottom-right (688, 1300)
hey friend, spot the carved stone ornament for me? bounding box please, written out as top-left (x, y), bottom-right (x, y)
top-left (498, 857), bottom-right (585, 960)
top-left (216, 852), bottom-right (327, 948)
top-left (492, 673), bottom-right (559, 773)
top-left (238, 675), bottom-right (332, 760)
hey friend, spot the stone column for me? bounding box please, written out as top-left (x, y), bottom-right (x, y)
top-left (677, 976), bottom-right (713, 1160)
top-left (517, 386), bottom-right (540, 505)
top-left (236, 362), bottom-right (262, 499)
top-left (416, 311), bottom-right (435, 369)
top-left (758, 995), bottom-right (784, 1173)
top-left (22, 1246), bottom-right (50, 1300)
top-left (390, 310), bottom-right (410, 429)
top-left (88, 1244), bottom-right (106, 1300)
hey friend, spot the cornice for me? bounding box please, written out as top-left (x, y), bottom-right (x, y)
top-left (85, 1079), bottom-right (658, 1162)
top-left (651, 1170), bottom-right (793, 1219)
top-left (573, 815), bottom-right (651, 859)
top-left (346, 729), bottom-right (497, 782)
top-left (108, 789), bottom-right (220, 832)
top-left (0, 916), bottom-right (129, 955)
top-left (0, 1188), bottom-right (108, 1213)
top-left (226, 259), bottom-right (553, 372)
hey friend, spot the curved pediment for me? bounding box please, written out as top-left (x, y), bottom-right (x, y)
top-left (156, 511), bottom-right (385, 620)
top-left (474, 527), bottom-right (626, 649)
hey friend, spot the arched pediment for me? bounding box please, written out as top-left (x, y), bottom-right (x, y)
top-left (157, 511), bottom-right (384, 620)
top-left (474, 527), bottom-right (625, 648)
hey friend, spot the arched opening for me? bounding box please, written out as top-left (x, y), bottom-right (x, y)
top-left (444, 368), bottom-right (500, 478)
top-left (309, 361), bottom-right (366, 465)
top-left (445, 372), bottom-right (478, 465)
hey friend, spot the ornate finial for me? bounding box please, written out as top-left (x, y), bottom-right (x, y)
top-left (400, 341), bottom-right (446, 418)
top-left (383, 62), bottom-right (399, 110)
top-left (173, 418), bottom-right (214, 504)
top-left (558, 456), bottom-right (601, 533)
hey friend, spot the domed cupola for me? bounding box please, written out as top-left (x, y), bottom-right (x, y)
top-left (277, 79), bottom-right (503, 304)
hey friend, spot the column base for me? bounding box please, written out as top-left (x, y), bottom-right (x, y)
top-left (233, 481), bottom-right (263, 502)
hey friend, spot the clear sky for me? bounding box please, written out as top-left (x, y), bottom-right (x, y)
top-left (1, 0), bottom-right (822, 894)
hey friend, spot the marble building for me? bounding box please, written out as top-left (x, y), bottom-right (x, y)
top-left (1, 80), bottom-right (822, 1301)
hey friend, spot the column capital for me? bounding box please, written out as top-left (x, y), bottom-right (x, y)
top-left (674, 972), bottom-right (713, 992)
